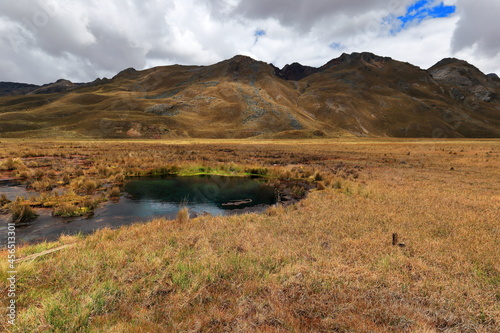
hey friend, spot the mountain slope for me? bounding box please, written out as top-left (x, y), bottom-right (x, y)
top-left (0, 53), bottom-right (499, 138)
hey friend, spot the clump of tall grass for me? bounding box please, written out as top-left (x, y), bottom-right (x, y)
top-left (316, 181), bottom-right (326, 190)
top-left (107, 187), bottom-right (121, 199)
top-left (1, 194), bottom-right (11, 206)
top-left (266, 204), bottom-right (285, 216)
top-left (279, 169), bottom-right (292, 180)
top-left (291, 186), bottom-right (306, 197)
top-left (0, 158), bottom-right (25, 171)
top-left (245, 166), bottom-right (269, 176)
top-left (81, 196), bottom-right (101, 210)
top-left (176, 207), bottom-right (189, 223)
top-left (313, 171), bottom-right (323, 181)
top-left (32, 168), bottom-right (45, 180)
top-left (83, 180), bottom-right (97, 194)
top-left (61, 172), bottom-right (71, 185)
top-left (108, 173), bottom-right (125, 183)
top-left (53, 202), bottom-right (91, 218)
top-left (14, 168), bottom-right (31, 179)
top-left (30, 178), bottom-right (56, 191)
top-left (10, 197), bottom-right (38, 223)
top-left (71, 177), bottom-right (99, 194)
top-left (331, 178), bottom-right (343, 189)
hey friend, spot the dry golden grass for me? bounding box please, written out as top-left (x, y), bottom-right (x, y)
top-left (0, 138), bottom-right (498, 332)
top-left (176, 207), bottom-right (190, 224)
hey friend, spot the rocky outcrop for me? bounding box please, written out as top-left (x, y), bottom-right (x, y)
top-left (280, 63), bottom-right (319, 81)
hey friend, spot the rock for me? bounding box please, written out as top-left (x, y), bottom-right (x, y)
top-left (450, 88), bottom-right (465, 101)
top-left (474, 87), bottom-right (494, 102)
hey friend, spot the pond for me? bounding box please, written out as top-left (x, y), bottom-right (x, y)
top-left (0, 175), bottom-right (278, 246)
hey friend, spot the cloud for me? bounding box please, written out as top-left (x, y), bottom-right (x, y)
top-left (231, 0), bottom-right (413, 32)
top-left (0, 0), bottom-right (498, 84)
top-left (452, 0), bottom-right (500, 58)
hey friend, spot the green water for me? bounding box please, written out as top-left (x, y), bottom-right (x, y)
top-left (123, 175), bottom-right (277, 214)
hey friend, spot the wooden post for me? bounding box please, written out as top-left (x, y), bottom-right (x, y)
top-left (392, 233), bottom-right (398, 246)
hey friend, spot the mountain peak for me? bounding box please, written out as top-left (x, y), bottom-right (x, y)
top-left (113, 67), bottom-right (139, 80)
top-left (228, 55), bottom-right (257, 62)
top-left (280, 62), bottom-right (319, 81)
top-left (321, 52), bottom-right (392, 70)
top-left (429, 57), bottom-right (487, 87)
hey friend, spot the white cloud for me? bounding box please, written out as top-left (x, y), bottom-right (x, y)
top-left (0, 0), bottom-right (498, 84)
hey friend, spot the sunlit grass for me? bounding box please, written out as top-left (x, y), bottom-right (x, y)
top-left (0, 138), bottom-right (498, 332)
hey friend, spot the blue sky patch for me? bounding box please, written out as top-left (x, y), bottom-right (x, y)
top-left (398, 0), bottom-right (456, 29)
top-left (254, 29), bottom-right (266, 44)
top-left (254, 29), bottom-right (266, 37)
top-left (329, 42), bottom-right (345, 50)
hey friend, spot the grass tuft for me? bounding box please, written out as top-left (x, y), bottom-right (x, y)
top-left (176, 207), bottom-right (189, 223)
top-left (9, 197), bottom-right (38, 223)
top-left (107, 186), bottom-right (121, 198)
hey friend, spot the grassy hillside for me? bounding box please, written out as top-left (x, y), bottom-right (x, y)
top-left (0, 53), bottom-right (499, 139)
top-left (0, 139), bottom-right (498, 332)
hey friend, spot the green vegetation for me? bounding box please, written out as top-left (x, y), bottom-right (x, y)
top-left (52, 203), bottom-right (91, 218)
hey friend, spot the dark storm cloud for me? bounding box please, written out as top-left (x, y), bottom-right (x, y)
top-left (451, 0), bottom-right (500, 58)
top-left (231, 0), bottom-right (412, 32)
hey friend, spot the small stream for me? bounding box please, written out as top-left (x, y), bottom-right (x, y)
top-left (0, 175), bottom-right (278, 246)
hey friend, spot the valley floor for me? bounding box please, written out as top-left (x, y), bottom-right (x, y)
top-left (0, 138), bottom-right (499, 332)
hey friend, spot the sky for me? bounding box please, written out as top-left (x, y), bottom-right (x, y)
top-left (0, 0), bottom-right (499, 84)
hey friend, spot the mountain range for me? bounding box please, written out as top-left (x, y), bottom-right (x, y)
top-left (0, 52), bottom-right (499, 138)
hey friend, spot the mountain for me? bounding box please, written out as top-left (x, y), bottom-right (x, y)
top-left (0, 52), bottom-right (499, 138)
top-left (0, 79), bottom-right (84, 97)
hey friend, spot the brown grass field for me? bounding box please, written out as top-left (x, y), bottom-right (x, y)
top-left (0, 138), bottom-right (499, 332)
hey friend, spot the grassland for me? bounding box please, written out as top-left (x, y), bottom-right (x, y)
top-left (0, 138), bottom-right (499, 332)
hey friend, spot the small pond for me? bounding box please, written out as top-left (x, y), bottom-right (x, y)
top-left (0, 175), bottom-right (277, 246)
